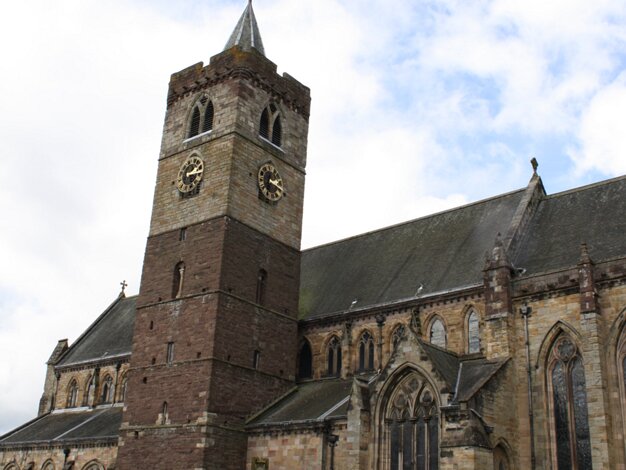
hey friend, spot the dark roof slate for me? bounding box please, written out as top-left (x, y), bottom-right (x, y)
top-left (0, 407), bottom-right (121, 446)
top-left (56, 296), bottom-right (136, 367)
top-left (249, 379), bottom-right (352, 426)
top-left (419, 340), bottom-right (460, 388)
top-left (455, 358), bottom-right (508, 402)
top-left (299, 190), bottom-right (525, 319)
top-left (514, 176), bottom-right (626, 274)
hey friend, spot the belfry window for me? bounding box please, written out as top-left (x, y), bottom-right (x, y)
top-left (67, 379), bottom-right (78, 408)
top-left (100, 375), bottom-right (114, 404)
top-left (467, 310), bottom-right (480, 354)
top-left (327, 336), bottom-right (342, 377)
top-left (298, 340), bottom-right (313, 379)
top-left (187, 96), bottom-right (214, 139)
top-left (172, 262), bottom-right (185, 299)
top-left (548, 336), bottom-right (592, 470)
top-left (358, 331), bottom-right (375, 372)
top-left (429, 317), bottom-right (447, 349)
top-left (259, 104), bottom-right (282, 147)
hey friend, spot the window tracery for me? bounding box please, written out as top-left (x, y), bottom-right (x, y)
top-left (327, 335), bottom-right (342, 377)
top-left (358, 331), bottom-right (375, 372)
top-left (382, 371), bottom-right (439, 469)
top-left (391, 324), bottom-right (405, 352)
top-left (548, 335), bottom-right (592, 470)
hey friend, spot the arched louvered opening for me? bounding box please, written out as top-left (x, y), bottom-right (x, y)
top-left (271, 115), bottom-right (281, 146)
top-left (259, 108), bottom-right (269, 139)
top-left (188, 106), bottom-right (201, 138)
top-left (203, 101), bottom-right (214, 133)
top-left (298, 340), bottom-right (313, 379)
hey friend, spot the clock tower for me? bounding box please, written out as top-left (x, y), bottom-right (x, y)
top-left (116, 3), bottom-right (310, 469)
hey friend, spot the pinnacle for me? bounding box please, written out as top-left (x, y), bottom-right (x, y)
top-left (224, 1), bottom-right (265, 56)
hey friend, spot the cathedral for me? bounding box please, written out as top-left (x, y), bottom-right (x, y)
top-left (2, 3), bottom-right (626, 470)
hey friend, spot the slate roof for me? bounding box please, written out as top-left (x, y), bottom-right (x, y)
top-left (299, 190), bottom-right (525, 319)
top-left (455, 358), bottom-right (508, 402)
top-left (224, 1), bottom-right (265, 56)
top-left (0, 407), bottom-right (122, 447)
top-left (514, 175), bottom-right (626, 275)
top-left (249, 379), bottom-right (352, 427)
top-left (419, 340), bottom-right (461, 387)
top-left (56, 295), bottom-right (136, 367)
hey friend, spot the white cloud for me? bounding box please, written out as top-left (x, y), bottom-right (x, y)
top-left (570, 72), bottom-right (626, 174)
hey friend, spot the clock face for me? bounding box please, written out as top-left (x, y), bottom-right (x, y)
top-left (177, 156), bottom-right (204, 194)
top-left (257, 163), bottom-right (284, 202)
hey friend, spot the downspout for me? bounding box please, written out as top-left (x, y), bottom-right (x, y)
top-left (521, 305), bottom-right (536, 470)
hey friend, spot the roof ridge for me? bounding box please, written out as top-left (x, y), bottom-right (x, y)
top-left (544, 173), bottom-right (626, 199)
top-left (303, 187), bottom-right (526, 253)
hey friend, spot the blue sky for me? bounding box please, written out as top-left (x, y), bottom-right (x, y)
top-left (1, 0), bottom-right (626, 434)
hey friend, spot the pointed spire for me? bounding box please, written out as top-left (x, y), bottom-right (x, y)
top-left (224, 0), bottom-right (265, 56)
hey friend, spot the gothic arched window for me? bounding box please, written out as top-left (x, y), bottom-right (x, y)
top-left (259, 104), bottom-right (282, 147)
top-left (187, 96), bottom-right (214, 139)
top-left (41, 460), bottom-right (55, 470)
top-left (358, 331), bottom-right (375, 372)
top-left (548, 336), bottom-right (592, 470)
top-left (391, 324), bottom-right (405, 352)
top-left (467, 309), bottom-right (480, 354)
top-left (119, 375), bottom-right (128, 402)
top-left (83, 375), bottom-right (94, 407)
top-left (429, 317), bottom-right (447, 349)
top-left (67, 379), bottom-right (79, 408)
top-left (100, 375), bottom-right (114, 404)
top-left (384, 371), bottom-right (439, 470)
top-left (298, 340), bottom-right (313, 379)
top-left (327, 336), bottom-right (342, 377)
top-left (172, 262), bottom-right (185, 299)
top-left (81, 461), bottom-right (104, 470)
top-left (617, 324), bottom-right (626, 459)
top-left (493, 444), bottom-right (511, 470)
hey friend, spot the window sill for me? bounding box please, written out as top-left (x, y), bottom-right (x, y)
top-left (183, 129), bottom-right (212, 143)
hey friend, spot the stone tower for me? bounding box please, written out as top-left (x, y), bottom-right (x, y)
top-left (116, 3), bottom-right (310, 469)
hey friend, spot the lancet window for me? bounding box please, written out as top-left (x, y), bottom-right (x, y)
top-left (358, 331), bottom-right (375, 372)
top-left (298, 340), bottom-right (313, 379)
top-left (67, 379), bottom-right (79, 408)
top-left (100, 375), bottom-right (114, 404)
top-left (327, 335), bottom-right (342, 377)
top-left (548, 335), bottom-right (592, 470)
top-left (429, 317), bottom-right (447, 349)
top-left (467, 310), bottom-right (480, 354)
top-left (391, 324), bottom-right (405, 352)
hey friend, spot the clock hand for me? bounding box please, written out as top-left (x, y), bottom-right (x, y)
top-left (186, 168), bottom-right (202, 177)
top-left (269, 179), bottom-right (283, 191)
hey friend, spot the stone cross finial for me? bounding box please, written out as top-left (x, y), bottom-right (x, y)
top-left (120, 280), bottom-right (128, 296)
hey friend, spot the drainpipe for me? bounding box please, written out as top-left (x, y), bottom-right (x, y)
top-left (328, 433), bottom-right (339, 470)
top-left (520, 305), bottom-right (536, 470)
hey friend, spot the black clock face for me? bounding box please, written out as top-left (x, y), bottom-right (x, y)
top-left (258, 163), bottom-right (284, 202)
top-left (177, 156), bottom-right (204, 194)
